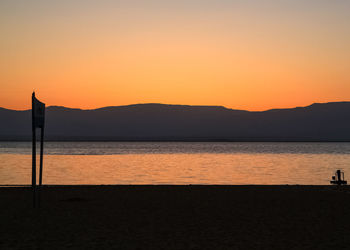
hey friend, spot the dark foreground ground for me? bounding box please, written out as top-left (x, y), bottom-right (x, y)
top-left (1, 185), bottom-right (350, 250)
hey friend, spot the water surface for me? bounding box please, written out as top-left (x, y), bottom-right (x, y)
top-left (0, 142), bottom-right (349, 185)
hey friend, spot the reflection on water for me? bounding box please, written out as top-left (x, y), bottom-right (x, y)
top-left (1, 151), bottom-right (350, 185)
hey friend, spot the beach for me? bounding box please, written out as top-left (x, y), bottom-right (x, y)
top-left (1, 185), bottom-right (350, 249)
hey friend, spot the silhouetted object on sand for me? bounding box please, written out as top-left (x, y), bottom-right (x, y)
top-left (32, 92), bottom-right (45, 207)
top-left (330, 170), bottom-right (347, 185)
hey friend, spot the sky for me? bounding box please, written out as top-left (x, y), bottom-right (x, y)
top-left (1, 0), bottom-right (349, 111)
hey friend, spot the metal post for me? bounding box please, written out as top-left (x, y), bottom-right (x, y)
top-left (32, 97), bottom-right (36, 188)
top-left (32, 127), bottom-right (36, 187)
top-left (39, 127), bottom-right (44, 186)
top-left (32, 94), bottom-right (36, 207)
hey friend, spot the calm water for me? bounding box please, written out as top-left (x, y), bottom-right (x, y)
top-left (1, 142), bottom-right (350, 185)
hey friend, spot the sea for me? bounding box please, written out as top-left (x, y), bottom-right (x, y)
top-left (0, 142), bottom-right (350, 185)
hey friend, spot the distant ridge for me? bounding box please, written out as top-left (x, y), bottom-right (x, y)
top-left (1, 102), bottom-right (350, 141)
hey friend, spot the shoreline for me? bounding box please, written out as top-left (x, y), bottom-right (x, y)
top-left (0, 184), bottom-right (347, 188)
top-left (2, 139), bottom-right (350, 142)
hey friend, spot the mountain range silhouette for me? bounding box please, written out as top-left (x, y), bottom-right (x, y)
top-left (1, 102), bottom-right (350, 141)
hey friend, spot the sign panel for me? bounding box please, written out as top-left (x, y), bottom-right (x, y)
top-left (32, 94), bottom-right (45, 128)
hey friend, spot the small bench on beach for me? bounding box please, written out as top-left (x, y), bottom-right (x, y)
top-left (330, 170), bottom-right (347, 185)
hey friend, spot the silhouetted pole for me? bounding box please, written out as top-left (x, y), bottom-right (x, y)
top-left (32, 92), bottom-right (45, 208)
top-left (39, 127), bottom-right (44, 186)
top-left (32, 93), bottom-right (37, 207)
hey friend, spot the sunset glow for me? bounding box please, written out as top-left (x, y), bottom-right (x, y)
top-left (1, 0), bottom-right (349, 111)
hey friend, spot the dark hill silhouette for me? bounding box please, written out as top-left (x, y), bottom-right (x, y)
top-left (1, 102), bottom-right (350, 141)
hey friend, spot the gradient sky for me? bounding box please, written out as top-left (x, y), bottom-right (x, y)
top-left (1, 0), bottom-right (349, 111)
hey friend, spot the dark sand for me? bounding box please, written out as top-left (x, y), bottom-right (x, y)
top-left (1, 185), bottom-right (350, 249)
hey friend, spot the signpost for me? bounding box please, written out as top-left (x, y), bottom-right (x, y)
top-left (32, 92), bottom-right (45, 207)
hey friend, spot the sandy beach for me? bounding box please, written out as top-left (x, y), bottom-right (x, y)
top-left (1, 185), bottom-right (350, 249)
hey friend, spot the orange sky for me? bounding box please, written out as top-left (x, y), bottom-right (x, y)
top-left (1, 1), bottom-right (349, 111)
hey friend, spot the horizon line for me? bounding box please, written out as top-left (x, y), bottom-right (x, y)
top-left (2, 101), bottom-right (350, 113)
